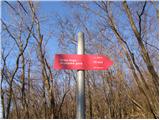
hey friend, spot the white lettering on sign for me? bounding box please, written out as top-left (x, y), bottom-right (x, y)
top-left (93, 61), bottom-right (104, 64)
top-left (75, 62), bottom-right (83, 65)
top-left (97, 57), bottom-right (102, 59)
top-left (60, 59), bottom-right (82, 66)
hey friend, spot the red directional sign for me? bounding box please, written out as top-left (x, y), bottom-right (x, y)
top-left (53, 54), bottom-right (113, 70)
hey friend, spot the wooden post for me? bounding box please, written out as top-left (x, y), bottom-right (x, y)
top-left (76, 32), bottom-right (85, 119)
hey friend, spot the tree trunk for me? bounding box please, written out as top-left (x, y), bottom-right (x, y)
top-left (122, 1), bottom-right (159, 93)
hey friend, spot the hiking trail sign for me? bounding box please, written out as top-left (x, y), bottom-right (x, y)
top-left (53, 54), bottom-right (113, 70)
top-left (53, 32), bottom-right (113, 119)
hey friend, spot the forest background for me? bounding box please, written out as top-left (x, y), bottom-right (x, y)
top-left (1, 1), bottom-right (159, 119)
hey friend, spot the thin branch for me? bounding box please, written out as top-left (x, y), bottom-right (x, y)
top-left (137, 2), bottom-right (147, 35)
top-left (1, 20), bottom-right (19, 47)
top-left (18, 1), bottom-right (28, 15)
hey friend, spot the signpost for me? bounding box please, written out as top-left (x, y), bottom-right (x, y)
top-left (76, 32), bottom-right (85, 119)
top-left (53, 32), bottom-right (113, 119)
top-left (53, 54), bottom-right (113, 70)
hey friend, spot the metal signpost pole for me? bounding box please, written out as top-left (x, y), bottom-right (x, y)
top-left (76, 32), bottom-right (85, 119)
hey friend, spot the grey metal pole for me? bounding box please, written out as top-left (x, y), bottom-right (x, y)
top-left (76, 32), bottom-right (85, 119)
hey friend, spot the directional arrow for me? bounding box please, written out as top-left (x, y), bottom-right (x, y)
top-left (53, 54), bottom-right (113, 70)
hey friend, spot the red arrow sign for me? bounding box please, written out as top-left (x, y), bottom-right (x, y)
top-left (53, 54), bottom-right (113, 70)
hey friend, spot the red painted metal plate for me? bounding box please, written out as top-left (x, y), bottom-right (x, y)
top-left (53, 54), bottom-right (113, 70)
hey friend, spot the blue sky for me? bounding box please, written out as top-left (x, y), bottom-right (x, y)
top-left (1, 1), bottom-right (158, 71)
top-left (38, 2), bottom-right (71, 57)
top-left (35, 2), bottom-right (88, 63)
top-left (1, 1), bottom-right (95, 67)
top-left (1, 1), bottom-right (71, 65)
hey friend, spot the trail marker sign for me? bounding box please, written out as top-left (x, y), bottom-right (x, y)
top-left (53, 54), bottom-right (113, 70)
top-left (53, 32), bottom-right (113, 119)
